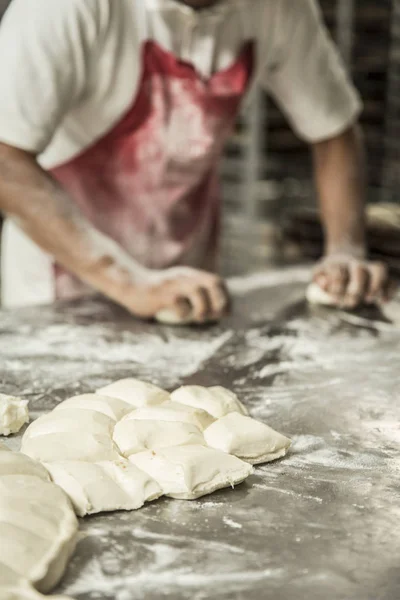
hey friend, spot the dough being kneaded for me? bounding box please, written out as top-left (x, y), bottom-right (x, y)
top-left (171, 385), bottom-right (248, 418)
top-left (306, 283), bottom-right (336, 306)
top-left (204, 413), bottom-right (291, 464)
top-left (129, 444), bottom-right (253, 499)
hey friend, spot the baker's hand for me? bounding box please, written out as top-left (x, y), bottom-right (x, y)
top-left (124, 267), bottom-right (230, 322)
top-left (313, 255), bottom-right (395, 308)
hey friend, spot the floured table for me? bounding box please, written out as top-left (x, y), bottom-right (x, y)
top-left (0, 266), bottom-right (399, 600)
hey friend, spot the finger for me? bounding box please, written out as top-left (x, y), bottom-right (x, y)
top-left (384, 278), bottom-right (398, 303)
top-left (313, 270), bottom-right (329, 291)
top-left (343, 262), bottom-right (369, 308)
top-left (366, 263), bottom-right (388, 304)
top-left (219, 280), bottom-right (232, 315)
top-left (326, 264), bottom-right (349, 301)
top-left (186, 286), bottom-right (212, 322)
top-left (206, 280), bottom-right (230, 317)
top-left (173, 297), bottom-right (192, 319)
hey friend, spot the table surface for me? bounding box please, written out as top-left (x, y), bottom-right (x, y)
top-left (1, 266), bottom-right (399, 600)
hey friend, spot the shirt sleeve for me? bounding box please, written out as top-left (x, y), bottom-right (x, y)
top-left (0, 0), bottom-right (99, 154)
top-left (261, 0), bottom-right (362, 143)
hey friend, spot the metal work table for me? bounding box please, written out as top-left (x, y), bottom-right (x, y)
top-left (1, 266), bottom-right (399, 600)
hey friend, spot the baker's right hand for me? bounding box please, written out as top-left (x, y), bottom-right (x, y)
top-left (122, 267), bottom-right (230, 323)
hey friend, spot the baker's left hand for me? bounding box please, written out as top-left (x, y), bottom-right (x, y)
top-left (313, 255), bottom-right (395, 308)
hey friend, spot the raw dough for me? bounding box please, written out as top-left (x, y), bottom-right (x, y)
top-left (155, 309), bottom-right (218, 325)
top-left (0, 446), bottom-right (50, 481)
top-left (44, 459), bottom-right (162, 517)
top-left (97, 378), bottom-right (170, 407)
top-left (0, 446), bottom-right (78, 596)
top-left (53, 393), bottom-right (132, 421)
top-left (126, 401), bottom-right (214, 431)
top-left (171, 385), bottom-right (248, 418)
top-left (306, 282), bottom-right (336, 306)
top-left (0, 394), bottom-right (29, 436)
top-left (1, 586), bottom-right (73, 600)
top-left (113, 417), bottom-right (205, 457)
top-left (24, 409), bottom-right (115, 439)
top-left (21, 431), bottom-right (120, 463)
top-left (129, 444), bottom-right (253, 499)
top-left (204, 413), bottom-right (291, 464)
top-left (2, 378), bottom-right (292, 597)
top-left (155, 308), bottom-right (194, 325)
top-left (21, 399), bottom-right (122, 463)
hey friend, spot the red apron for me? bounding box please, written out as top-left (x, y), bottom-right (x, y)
top-left (51, 40), bottom-right (254, 299)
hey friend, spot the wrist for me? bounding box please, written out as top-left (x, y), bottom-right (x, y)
top-left (324, 241), bottom-right (366, 261)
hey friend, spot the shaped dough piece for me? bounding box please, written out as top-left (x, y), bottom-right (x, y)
top-left (44, 459), bottom-right (162, 517)
top-left (0, 448), bottom-right (50, 481)
top-left (127, 402), bottom-right (214, 431)
top-left (171, 385), bottom-right (248, 418)
top-left (0, 394), bottom-right (29, 436)
top-left (0, 473), bottom-right (78, 593)
top-left (21, 431), bottom-right (120, 463)
top-left (97, 379), bottom-right (170, 408)
top-left (23, 409), bottom-right (114, 440)
top-left (204, 413), bottom-right (291, 464)
top-left (306, 283), bottom-right (336, 306)
top-left (21, 401), bottom-right (122, 463)
top-left (113, 416), bottom-right (205, 457)
top-left (129, 444), bottom-right (253, 499)
top-left (53, 394), bottom-right (132, 421)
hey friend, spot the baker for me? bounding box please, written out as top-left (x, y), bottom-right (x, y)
top-left (0, 0), bottom-right (392, 322)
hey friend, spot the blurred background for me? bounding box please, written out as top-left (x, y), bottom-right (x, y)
top-left (0, 0), bottom-right (399, 277)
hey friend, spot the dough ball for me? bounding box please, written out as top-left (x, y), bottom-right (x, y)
top-left (171, 385), bottom-right (248, 419)
top-left (97, 379), bottom-right (170, 408)
top-left (113, 417), bottom-right (204, 458)
top-left (155, 309), bottom-right (193, 325)
top-left (44, 460), bottom-right (162, 517)
top-left (0, 394), bottom-right (29, 437)
top-left (129, 444), bottom-right (253, 499)
top-left (306, 283), bottom-right (336, 306)
top-left (204, 413), bottom-right (291, 464)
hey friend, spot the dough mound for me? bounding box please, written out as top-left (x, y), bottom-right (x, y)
top-left (0, 394), bottom-right (29, 436)
top-left (21, 380), bottom-right (290, 513)
top-left (0, 444), bottom-right (78, 599)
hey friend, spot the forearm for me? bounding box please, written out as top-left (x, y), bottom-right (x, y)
top-left (0, 144), bottom-right (148, 305)
top-left (312, 124), bottom-right (366, 259)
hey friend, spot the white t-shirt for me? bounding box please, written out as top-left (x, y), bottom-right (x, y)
top-left (0, 0), bottom-right (361, 167)
top-left (0, 0), bottom-right (361, 308)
